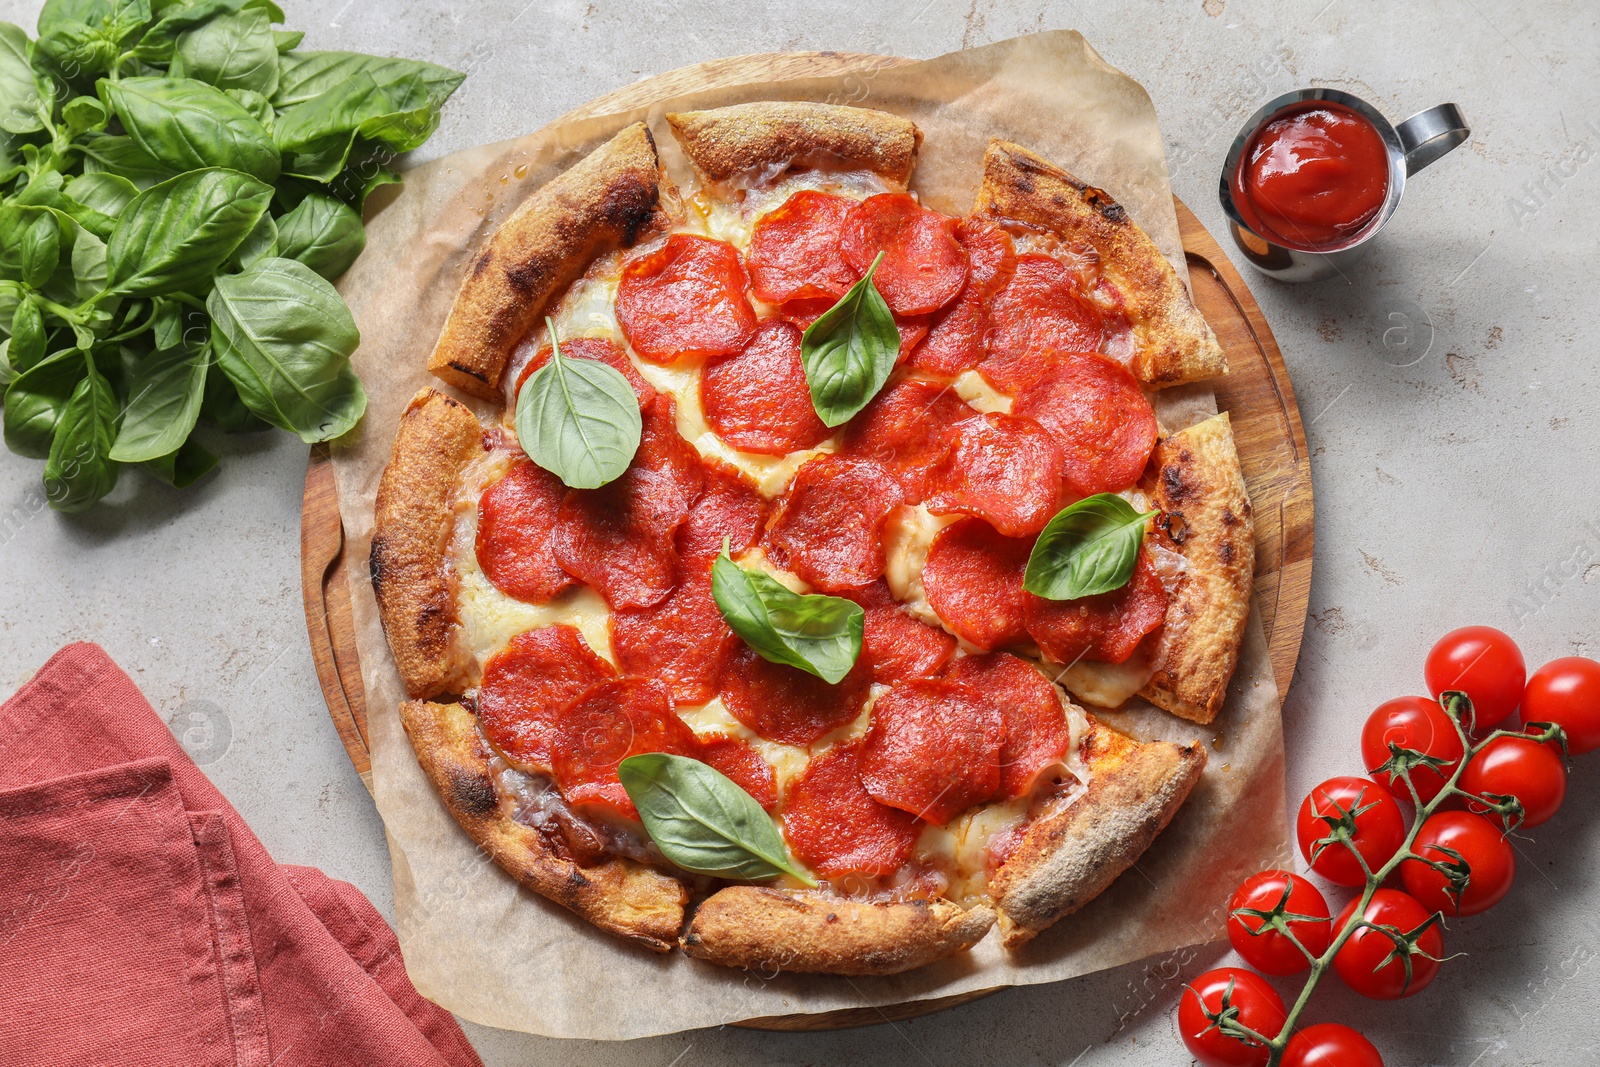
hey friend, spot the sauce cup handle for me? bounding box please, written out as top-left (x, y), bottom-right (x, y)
top-left (1396, 103), bottom-right (1470, 176)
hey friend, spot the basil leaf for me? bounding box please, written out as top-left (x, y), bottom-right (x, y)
top-left (102, 77), bottom-right (280, 183)
top-left (274, 191), bottom-right (363, 279)
top-left (43, 354), bottom-right (120, 512)
top-left (80, 133), bottom-right (175, 188)
top-left (199, 363), bottom-right (266, 432)
top-left (20, 213), bottom-right (60, 289)
top-left (71, 225), bottom-right (107, 298)
top-left (618, 753), bottom-right (815, 885)
top-left (4, 348), bottom-right (85, 457)
top-left (800, 251), bottom-right (898, 427)
top-left (133, 0), bottom-right (277, 62)
top-left (207, 256), bottom-right (364, 442)
top-left (272, 50), bottom-right (464, 109)
top-left (37, 0), bottom-right (110, 36)
top-left (0, 22), bottom-right (43, 135)
top-left (34, 19), bottom-right (119, 81)
top-left (174, 8), bottom-right (279, 95)
top-left (513, 321), bottom-right (640, 489)
top-left (105, 167), bottom-right (273, 295)
top-left (231, 209), bottom-right (277, 269)
top-left (61, 95), bottom-right (108, 136)
top-left (1023, 492), bottom-right (1158, 600)
top-left (65, 172), bottom-right (137, 219)
top-left (142, 434), bottom-right (216, 487)
top-left (710, 548), bottom-right (864, 683)
top-left (225, 86), bottom-right (273, 130)
top-left (108, 343), bottom-right (208, 461)
top-left (271, 28), bottom-right (300, 52)
top-left (9, 299), bottom-right (46, 373)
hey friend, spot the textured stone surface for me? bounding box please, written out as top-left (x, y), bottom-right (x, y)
top-left (2, 0), bottom-right (1597, 1063)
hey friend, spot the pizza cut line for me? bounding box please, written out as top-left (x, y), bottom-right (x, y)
top-left (371, 102), bottom-right (1254, 975)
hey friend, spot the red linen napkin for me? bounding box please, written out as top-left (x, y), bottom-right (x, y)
top-left (0, 643), bottom-right (483, 1067)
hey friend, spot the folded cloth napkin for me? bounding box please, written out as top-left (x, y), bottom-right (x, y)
top-left (0, 643), bottom-right (483, 1067)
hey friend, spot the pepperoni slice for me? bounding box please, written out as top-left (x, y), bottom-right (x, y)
top-left (980, 254), bottom-right (1105, 393)
top-left (717, 642), bottom-right (871, 746)
top-left (782, 740), bottom-right (920, 877)
top-left (616, 235), bottom-right (757, 364)
top-left (611, 572), bottom-right (730, 705)
top-left (944, 652), bottom-right (1071, 800)
top-left (701, 320), bottom-right (830, 455)
top-left (553, 396), bottom-right (704, 608)
top-left (840, 194), bottom-right (969, 316)
top-left (676, 458), bottom-right (767, 563)
top-left (894, 315), bottom-right (932, 364)
top-left (925, 412), bottom-right (1065, 537)
top-left (762, 454), bottom-right (907, 592)
top-left (514, 336), bottom-right (655, 408)
top-left (698, 734), bottom-right (778, 810)
top-left (909, 219), bottom-right (1017, 377)
top-left (475, 459), bottom-right (575, 605)
top-left (747, 190), bottom-right (857, 303)
top-left (477, 625), bottom-right (617, 770)
top-left (550, 677), bottom-right (701, 819)
top-left (839, 378), bottom-right (970, 498)
top-left (775, 297), bottom-right (834, 332)
top-left (1012, 354), bottom-right (1159, 497)
top-left (1023, 548), bottom-right (1168, 665)
top-left (859, 678), bottom-right (1002, 825)
top-left (845, 579), bottom-right (957, 684)
top-left (921, 518), bottom-right (1032, 651)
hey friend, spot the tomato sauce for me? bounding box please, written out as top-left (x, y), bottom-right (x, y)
top-left (1232, 102), bottom-right (1390, 249)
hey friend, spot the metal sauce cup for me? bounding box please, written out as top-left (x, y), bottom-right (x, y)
top-left (1219, 89), bottom-right (1470, 282)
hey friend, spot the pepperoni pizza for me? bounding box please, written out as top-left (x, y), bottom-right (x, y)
top-left (371, 104), bottom-right (1253, 975)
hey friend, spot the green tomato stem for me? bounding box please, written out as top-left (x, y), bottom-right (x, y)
top-left (1256, 697), bottom-right (1520, 1066)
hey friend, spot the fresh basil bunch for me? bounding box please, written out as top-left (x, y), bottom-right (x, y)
top-left (0, 1), bottom-right (463, 511)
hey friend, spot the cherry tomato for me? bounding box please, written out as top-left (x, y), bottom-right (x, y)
top-left (1400, 810), bottom-right (1514, 916)
top-left (1226, 870), bottom-right (1331, 976)
top-left (1178, 967), bottom-right (1287, 1067)
top-left (1458, 733), bottom-right (1566, 829)
top-left (1424, 626), bottom-right (1525, 731)
top-left (1295, 777), bottom-right (1406, 887)
top-left (1360, 695), bottom-right (1464, 803)
top-left (1333, 889), bottom-right (1443, 999)
top-left (1521, 656), bottom-right (1600, 755)
top-left (1281, 1023), bottom-right (1385, 1067)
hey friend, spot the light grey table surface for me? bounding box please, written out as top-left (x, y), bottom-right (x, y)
top-left (2, 1), bottom-right (1597, 1063)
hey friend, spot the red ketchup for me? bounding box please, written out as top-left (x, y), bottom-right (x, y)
top-left (1232, 103), bottom-right (1390, 249)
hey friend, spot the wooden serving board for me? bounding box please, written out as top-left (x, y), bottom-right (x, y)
top-left (299, 52), bottom-right (1313, 1032)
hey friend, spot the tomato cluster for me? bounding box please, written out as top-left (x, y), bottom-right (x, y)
top-left (1179, 628), bottom-right (1597, 1067)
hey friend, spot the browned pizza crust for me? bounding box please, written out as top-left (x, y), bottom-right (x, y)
top-left (681, 886), bottom-right (993, 976)
top-left (989, 716), bottom-right (1207, 947)
top-left (667, 102), bottom-right (921, 185)
top-left (399, 698), bottom-right (690, 952)
top-left (1140, 412), bottom-right (1255, 724)
top-left (974, 139), bottom-right (1226, 388)
top-left (427, 122), bottom-right (667, 400)
top-left (371, 389), bottom-right (484, 700)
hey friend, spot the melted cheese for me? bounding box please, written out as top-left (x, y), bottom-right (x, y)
top-left (687, 169), bottom-right (893, 251)
top-left (882, 504), bottom-right (959, 625)
top-left (952, 370), bottom-right (1013, 414)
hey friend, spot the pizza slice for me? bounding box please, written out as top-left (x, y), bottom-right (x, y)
top-left (370, 102), bottom-right (1250, 974)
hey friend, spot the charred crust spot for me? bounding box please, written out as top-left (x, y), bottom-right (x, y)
top-left (1160, 512), bottom-right (1189, 544)
top-left (1084, 186), bottom-right (1127, 225)
top-left (1161, 462), bottom-right (1193, 503)
top-left (682, 931), bottom-right (703, 949)
top-left (604, 175), bottom-right (662, 246)
top-left (446, 360), bottom-right (490, 383)
top-left (1219, 541), bottom-right (1235, 565)
top-left (565, 868), bottom-right (592, 893)
top-left (448, 766), bottom-right (499, 819)
top-left (368, 538), bottom-right (389, 590)
top-left (471, 248), bottom-right (493, 277)
top-left (825, 913), bottom-right (838, 923)
top-left (502, 259), bottom-right (545, 296)
top-left (1221, 506), bottom-right (1240, 527)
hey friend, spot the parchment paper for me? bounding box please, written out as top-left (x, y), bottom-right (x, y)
top-left (329, 31), bottom-right (1289, 1039)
